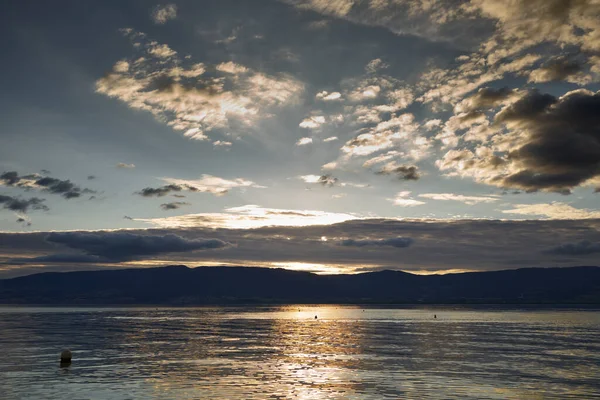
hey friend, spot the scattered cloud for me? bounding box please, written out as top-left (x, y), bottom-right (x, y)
top-left (151, 4), bottom-right (177, 24)
top-left (137, 184), bottom-right (186, 197)
top-left (160, 201), bottom-right (191, 210)
top-left (299, 174), bottom-right (338, 187)
top-left (419, 193), bottom-right (499, 205)
top-left (316, 91), bottom-right (342, 101)
top-left (502, 202), bottom-right (600, 220)
top-left (148, 42), bottom-right (177, 58)
top-left (299, 115), bottom-right (326, 129)
top-left (390, 191), bottom-right (426, 207)
top-left (0, 195), bottom-right (48, 213)
top-left (296, 137), bottom-right (313, 146)
top-left (161, 175), bottom-right (265, 196)
top-left (96, 29), bottom-right (303, 142)
top-left (323, 136), bottom-right (338, 142)
top-left (216, 61), bottom-right (249, 74)
top-left (376, 162), bottom-right (420, 180)
top-left (0, 171), bottom-right (95, 199)
top-left (117, 163), bottom-right (135, 169)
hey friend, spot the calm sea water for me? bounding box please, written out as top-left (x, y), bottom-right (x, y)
top-left (0, 306), bottom-right (599, 399)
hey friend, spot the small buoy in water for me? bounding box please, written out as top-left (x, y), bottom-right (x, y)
top-left (60, 349), bottom-right (72, 362)
top-left (60, 349), bottom-right (72, 366)
top-left (315, 315), bottom-right (318, 319)
top-left (434, 314), bottom-right (437, 319)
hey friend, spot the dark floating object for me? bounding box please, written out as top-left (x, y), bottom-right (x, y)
top-left (60, 349), bottom-right (72, 367)
top-left (315, 315), bottom-right (318, 319)
top-left (434, 314), bottom-right (437, 319)
top-left (60, 349), bottom-right (72, 362)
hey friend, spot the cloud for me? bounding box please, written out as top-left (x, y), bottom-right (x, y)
top-left (340, 237), bottom-right (414, 248)
top-left (299, 116), bottom-right (326, 129)
top-left (390, 191), bottom-right (426, 207)
top-left (96, 29), bottom-right (303, 142)
top-left (135, 204), bottom-right (358, 229)
top-left (117, 163), bottom-right (135, 169)
top-left (1, 171), bottom-right (95, 199)
top-left (160, 201), bottom-right (191, 210)
top-left (438, 89), bottom-right (600, 193)
top-left (296, 137), bottom-right (313, 146)
top-left (216, 62), bottom-right (249, 74)
top-left (5, 217), bottom-right (600, 277)
top-left (376, 162), bottom-right (420, 180)
top-left (546, 240), bottom-right (600, 256)
top-left (316, 91), bottom-right (342, 101)
top-left (454, 87), bottom-right (522, 113)
top-left (151, 4), bottom-right (177, 24)
top-left (323, 136), bottom-right (338, 142)
top-left (341, 114), bottom-right (429, 160)
top-left (299, 174), bottom-right (338, 187)
top-left (0, 195), bottom-right (48, 213)
top-left (44, 232), bottom-right (231, 261)
top-left (161, 175), bottom-right (265, 196)
top-left (137, 184), bottom-right (185, 197)
top-left (528, 57), bottom-right (588, 84)
top-left (148, 43), bottom-right (177, 58)
top-left (419, 193), bottom-right (499, 205)
top-left (502, 202), bottom-right (600, 220)
top-left (213, 140), bottom-right (232, 147)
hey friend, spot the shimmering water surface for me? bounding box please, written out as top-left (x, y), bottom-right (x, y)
top-left (1, 306), bottom-right (599, 399)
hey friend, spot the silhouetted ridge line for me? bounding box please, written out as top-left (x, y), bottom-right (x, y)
top-left (0, 265), bottom-right (599, 304)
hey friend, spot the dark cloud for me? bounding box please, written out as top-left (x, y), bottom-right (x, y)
top-left (377, 164), bottom-right (420, 180)
top-left (0, 195), bottom-right (48, 213)
top-left (493, 89), bottom-right (600, 193)
top-left (15, 217), bottom-right (32, 226)
top-left (28, 253), bottom-right (107, 263)
top-left (87, 175), bottom-right (96, 180)
top-left (465, 87), bottom-right (518, 110)
top-left (123, 216), bottom-right (134, 220)
top-left (2, 218), bottom-right (600, 278)
top-left (34, 176), bottom-right (91, 199)
top-left (44, 232), bottom-right (231, 261)
top-left (528, 57), bottom-right (584, 83)
top-left (0, 171), bottom-right (22, 185)
top-left (495, 90), bottom-right (557, 122)
top-left (318, 175), bottom-right (338, 187)
top-left (340, 237), bottom-right (414, 248)
top-left (160, 201), bottom-right (191, 210)
top-left (546, 240), bottom-right (600, 255)
top-left (0, 171), bottom-right (96, 199)
top-left (137, 184), bottom-right (185, 197)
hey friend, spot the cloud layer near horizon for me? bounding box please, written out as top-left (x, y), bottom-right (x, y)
top-left (2, 216), bottom-right (600, 278)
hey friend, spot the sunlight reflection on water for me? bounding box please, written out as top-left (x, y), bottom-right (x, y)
top-left (0, 306), bottom-right (599, 399)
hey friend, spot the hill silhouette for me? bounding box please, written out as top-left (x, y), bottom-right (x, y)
top-left (0, 265), bottom-right (599, 305)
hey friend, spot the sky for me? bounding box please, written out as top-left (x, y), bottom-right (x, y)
top-left (1, 0), bottom-right (600, 278)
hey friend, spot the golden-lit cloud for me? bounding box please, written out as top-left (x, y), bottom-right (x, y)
top-left (502, 203), bottom-right (600, 220)
top-left (96, 29), bottom-right (304, 143)
top-left (135, 204), bottom-right (360, 229)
